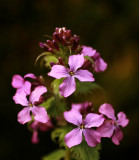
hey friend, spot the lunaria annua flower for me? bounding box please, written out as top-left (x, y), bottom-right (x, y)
top-left (70, 102), bottom-right (93, 117)
top-left (48, 54), bottom-right (95, 97)
top-left (64, 106), bottom-right (104, 148)
top-left (82, 46), bottom-right (107, 72)
top-left (11, 73), bottom-right (36, 95)
top-left (13, 86), bottom-right (49, 124)
top-left (97, 103), bottom-right (129, 145)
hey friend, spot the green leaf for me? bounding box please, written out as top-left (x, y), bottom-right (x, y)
top-left (44, 55), bottom-right (58, 67)
top-left (41, 97), bottom-right (67, 117)
top-left (51, 127), bottom-right (72, 148)
top-left (70, 141), bottom-right (101, 160)
top-left (35, 52), bottom-right (58, 67)
top-left (42, 149), bottom-right (66, 160)
top-left (75, 82), bottom-right (103, 96)
top-left (35, 52), bottom-right (51, 65)
top-left (51, 78), bottom-right (64, 96)
top-left (84, 55), bottom-right (95, 68)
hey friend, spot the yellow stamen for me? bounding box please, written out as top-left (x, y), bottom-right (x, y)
top-left (80, 124), bottom-right (84, 129)
top-left (29, 103), bottom-right (33, 107)
top-left (69, 71), bottom-right (74, 76)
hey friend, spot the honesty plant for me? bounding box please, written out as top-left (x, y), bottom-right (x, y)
top-left (82, 46), bottom-right (107, 72)
top-left (13, 86), bottom-right (49, 124)
top-left (11, 73), bottom-right (36, 95)
top-left (64, 107), bottom-right (104, 148)
top-left (97, 103), bottom-right (129, 145)
top-left (12, 27), bottom-right (129, 160)
top-left (48, 54), bottom-right (94, 97)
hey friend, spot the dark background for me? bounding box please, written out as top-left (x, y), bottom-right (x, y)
top-left (0, 0), bottom-right (139, 159)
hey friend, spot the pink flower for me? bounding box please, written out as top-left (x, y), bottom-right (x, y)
top-left (48, 54), bottom-right (95, 97)
top-left (11, 73), bottom-right (36, 95)
top-left (30, 119), bottom-right (53, 144)
top-left (64, 108), bottom-right (104, 148)
top-left (13, 86), bottom-right (49, 124)
top-left (82, 46), bottom-right (107, 72)
top-left (97, 103), bottom-right (129, 145)
top-left (70, 102), bottom-right (93, 116)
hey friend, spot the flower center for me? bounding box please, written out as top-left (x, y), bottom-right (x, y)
top-left (69, 71), bottom-right (74, 76)
top-left (114, 121), bottom-right (117, 126)
top-left (80, 124), bottom-right (85, 129)
top-left (29, 103), bottom-right (33, 107)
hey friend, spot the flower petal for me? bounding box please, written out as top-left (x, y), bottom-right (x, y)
top-left (83, 129), bottom-right (101, 147)
top-left (68, 54), bottom-right (84, 72)
top-left (48, 65), bottom-right (69, 79)
top-left (11, 75), bottom-right (24, 88)
top-left (71, 103), bottom-right (83, 111)
top-left (29, 86), bottom-right (47, 104)
top-left (74, 69), bottom-right (95, 82)
top-left (82, 46), bottom-right (96, 57)
top-left (64, 109), bottom-right (82, 126)
top-left (31, 130), bottom-right (39, 144)
top-left (24, 73), bottom-right (36, 79)
top-left (84, 113), bottom-right (105, 128)
top-left (23, 81), bottom-right (31, 95)
top-left (96, 120), bottom-right (115, 138)
top-left (117, 112), bottom-right (129, 127)
top-left (65, 128), bottom-right (83, 148)
top-left (17, 107), bottom-right (32, 124)
top-left (59, 76), bottom-right (76, 97)
top-left (31, 106), bottom-right (49, 123)
top-left (99, 103), bottom-right (116, 121)
top-left (112, 127), bottom-right (123, 145)
top-left (13, 92), bottom-right (28, 106)
top-left (94, 57), bottom-right (107, 72)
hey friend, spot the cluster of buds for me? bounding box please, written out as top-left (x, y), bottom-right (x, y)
top-left (39, 27), bottom-right (83, 54)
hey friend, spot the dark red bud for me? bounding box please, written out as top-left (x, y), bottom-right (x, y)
top-left (52, 40), bottom-right (59, 50)
top-left (50, 62), bottom-right (55, 67)
top-left (58, 57), bottom-right (64, 65)
top-left (53, 32), bottom-right (61, 42)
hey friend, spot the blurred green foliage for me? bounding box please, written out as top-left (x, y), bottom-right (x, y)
top-left (0, 0), bottom-right (139, 159)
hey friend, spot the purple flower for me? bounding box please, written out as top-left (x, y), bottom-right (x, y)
top-left (64, 108), bottom-right (104, 148)
top-left (71, 102), bottom-right (93, 116)
top-left (30, 119), bottom-right (53, 144)
top-left (48, 54), bottom-right (95, 97)
top-left (82, 46), bottom-right (107, 72)
top-left (13, 86), bottom-right (49, 124)
top-left (97, 103), bottom-right (129, 145)
top-left (11, 73), bottom-right (36, 95)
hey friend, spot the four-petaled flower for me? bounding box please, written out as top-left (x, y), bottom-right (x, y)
top-left (64, 108), bottom-right (104, 148)
top-left (13, 86), bottom-right (49, 124)
top-left (97, 103), bottom-right (129, 145)
top-left (48, 54), bottom-right (95, 97)
top-left (82, 46), bottom-right (107, 72)
top-left (11, 73), bottom-right (36, 95)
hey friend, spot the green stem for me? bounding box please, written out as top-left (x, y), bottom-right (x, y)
top-left (65, 150), bottom-right (71, 160)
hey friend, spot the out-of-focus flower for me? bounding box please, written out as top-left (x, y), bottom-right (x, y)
top-left (11, 73), bottom-right (36, 95)
top-left (13, 86), bottom-right (49, 124)
top-left (97, 103), bottom-right (129, 145)
top-left (64, 108), bottom-right (104, 148)
top-left (82, 46), bottom-right (107, 72)
top-left (30, 119), bottom-right (53, 144)
top-left (70, 102), bottom-right (93, 117)
top-left (48, 54), bottom-right (95, 97)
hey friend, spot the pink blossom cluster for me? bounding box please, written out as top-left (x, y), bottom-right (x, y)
top-left (11, 27), bottom-right (129, 149)
top-left (64, 102), bottom-right (129, 148)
